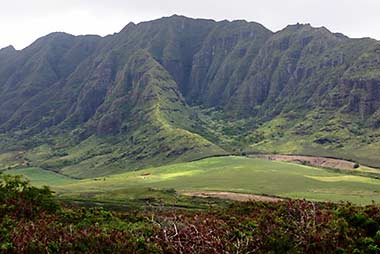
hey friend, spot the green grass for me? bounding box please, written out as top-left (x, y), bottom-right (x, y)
top-left (5, 156), bottom-right (380, 205)
top-left (3, 167), bottom-right (77, 186)
top-left (53, 156), bottom-right (380, 205)
top-left (242, 111), bottom-right (380, 168)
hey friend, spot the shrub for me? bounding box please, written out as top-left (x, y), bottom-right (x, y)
top-left (2, 175), bottom-right (380, 253)
top-left (0, 173), bottom-right (59, 218)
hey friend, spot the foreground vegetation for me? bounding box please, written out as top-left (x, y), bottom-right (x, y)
top-left (2, 173), bottom-right (380, 253)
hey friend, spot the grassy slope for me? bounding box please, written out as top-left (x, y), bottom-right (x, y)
top-left (246, 111), bottom-right (380, 167)
top-left (3, 167), bottom-right (77, 186)
top-left (53, 156), bottom-right (380, 205)
top-left (197, 107), bottom-right (380, 167)
top-left (56, 51), bottom-right (226, 178)
top-left (0, 51), bottom-right (226, 179)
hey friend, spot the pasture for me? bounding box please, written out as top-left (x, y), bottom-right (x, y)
top-left (53, 156), bottom-right (380, 205)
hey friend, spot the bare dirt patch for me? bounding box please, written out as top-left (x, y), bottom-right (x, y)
top-left (183, 191), bottom-right (284, 202)
top-left (253, 154), bottom-right (359, 171)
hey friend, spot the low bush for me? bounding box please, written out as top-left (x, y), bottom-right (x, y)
top-left (1, 174), bottom-right (380, 253)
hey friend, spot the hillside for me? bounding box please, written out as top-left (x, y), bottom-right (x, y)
top-left (1, 15), bottom-right (380, 178)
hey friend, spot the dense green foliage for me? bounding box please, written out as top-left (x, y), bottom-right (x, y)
top-left (2, 174), bottom-right (380, 253)
top-left (0, 173), bottom-right (59, 217)
top-left (0, 16), bottom-right (380, 177)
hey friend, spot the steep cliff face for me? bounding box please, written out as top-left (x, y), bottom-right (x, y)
top-left (4, 16), bottom-right (378, 134)
top-left (1, 15), bottom-right (380, 176)
top-left (0, 16), bottom-right (270, 143)
top-left (100, 15), bottom-right (216, 95)
top-left (187, 20), bottom-right (272, 106)
top-left (0, 33), bottom-right (101, 132)
top-left (339, 43), bottom-right (380, 120)
top-left (226, 25), bottom-right (380, 118)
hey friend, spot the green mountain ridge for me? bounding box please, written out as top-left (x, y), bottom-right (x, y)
top-left (0, 15), bottom-right (380, 178)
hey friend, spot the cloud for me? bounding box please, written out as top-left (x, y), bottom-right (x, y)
top-left (1, 0), bottom-right (379, 49)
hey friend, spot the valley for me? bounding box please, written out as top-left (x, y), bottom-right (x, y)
top-left (4, 156), bottom-right (380, 206)
top-left (1, 13), bottom-right (380, 253)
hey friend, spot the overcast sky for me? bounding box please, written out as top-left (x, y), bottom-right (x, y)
top-left (1, 0), bottom-right (379, 50)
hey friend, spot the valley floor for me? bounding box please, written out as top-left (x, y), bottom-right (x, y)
top-left (182, 191), bottom-right (284, 202)
top-left (4, 156), bottom-right (380, 205)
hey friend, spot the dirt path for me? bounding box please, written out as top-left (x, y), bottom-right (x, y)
top-left (183, 191), bottom-right (284, 202)
top-left (252, 154), bottom-right (361, 171)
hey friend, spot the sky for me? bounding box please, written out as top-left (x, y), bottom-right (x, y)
top-left (1, 0), bottom-right (380, 50)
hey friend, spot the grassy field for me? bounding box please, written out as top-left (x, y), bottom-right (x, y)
top-left (4, 156), bottom-right (380, 205)
top-left (41, 156), bottom-right (380, 205)
top-left (3, 167), bottom-right (77, 187)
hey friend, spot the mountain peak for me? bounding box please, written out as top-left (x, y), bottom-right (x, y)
top-left (120, 22), bottom-right (136, 33)
top-left (0, 45), bottom-right (18, 58)
top-left (0, 45), bottom-right (16, 52)
top-left (44, 31), bottom-right (75, 39)
top-left (283, 23), bottom-right (312, 31)
top-left (165, 14), bottom-right (193, 20)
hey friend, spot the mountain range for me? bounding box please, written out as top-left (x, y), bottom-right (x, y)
top-left (1, 15), bottom-right (380, 178)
